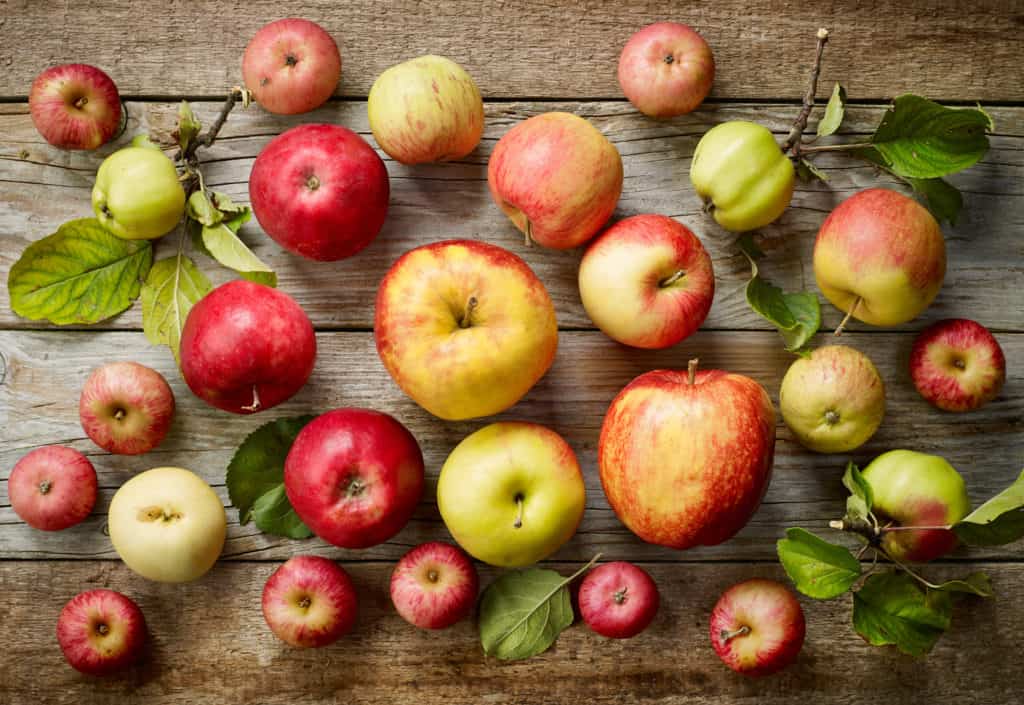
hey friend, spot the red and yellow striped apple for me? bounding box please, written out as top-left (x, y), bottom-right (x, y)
top-left (709, 578), bottom-right (805, 677)
top-left (242, 18), bottom-right (341, 115)
top-left (617, 22), bottom-right (715, 118)
top-left (910, 318), bottom-right (1006, 412)
top-left (262, 555), bottom-right (357, 648)
top-left (29, 63), bottom-right (122, 150)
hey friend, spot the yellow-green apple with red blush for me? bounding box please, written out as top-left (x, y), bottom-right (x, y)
top-left (910, 318), bottom-right (1006, 412)
top-left (29, 64), bottom-right (122, 149)
top-left (92, 145), bottom-right (186, 240)
top-left (57, 589), bottom-right (147, 675)
top-left (578, 561), bottom-right (660, 639)
top-left (262, 556), bottom-right (357, 648)
top-left (242, 18), bottom-right (341, 115)
top-left (390, 542), bottom-right (479, 630)
top-left (437, 422), bottom-right (586, 567)
top-left (284, 408), bottom-right (424, 549)
top-left (488, 112), bottom-right (623, 249)
top-left (79, 361), bottom-right (175, 455)
top-left (709, 578), bottom-right (805, 677)
top-left (8, 446), bottom-right (97, 531)
top-left (375, 240), bottom-right (558, 420)
top-left (578, 214), bottom-right (714, 349)
top-left (599, 359), bottom-right (775, 549)
top-left (814, 188), bottom-right (946, 326)
top-left (618, 22), bottom-right (714, 118)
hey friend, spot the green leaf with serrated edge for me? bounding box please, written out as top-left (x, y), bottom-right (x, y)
top-left (843, 462), bottom-right (874, 524)
top-left (141, 253), bottom-right (212, 364)
top-left (869, 94), bottom-right (993, 179)
top-left (201, 218), bottom-right (276, 287)
top-left (954, 469), bottom-right (1024, 546)
top-left (852, 571), bottom-right (951, 656)
top-left (816, 83), bottom-right (846, 137)
top-left (796, 158), bottom-right (829, 182)
top-left (177, 100), bottom-right (202, 154)
top-left (856, 146), bottom-right (963, 225)
top-left (930, 572), bottom-right (993, 598)
top-left (8, 218), bottom-right (153, 325)
top-left (186, 191), bottom-right (223, 227)
top-left (777, 527), bottom-right (861, 599)
top-left (225, 416), bottom-right (315, 538)
top-left (209, 191), bottom-right (248, 217)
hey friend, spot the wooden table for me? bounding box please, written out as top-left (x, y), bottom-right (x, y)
top-left (1, 2), bottom-right (1022, 703)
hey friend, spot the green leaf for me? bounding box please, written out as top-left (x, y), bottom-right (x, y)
top-left (817, 83), bottom-right (846, 137)
top-left (225, 415), bottom-right (315, 539)
top-left (186, 191), bottom-right (223, 227)
top-left (201, 218), bottom-right (276, 287)
top-left (954, 469), bottom-right (1024, 546)
top-left (930, 572), bottom-right (993, 598)
top-left (777, 527), bottom-right (861, 599)
top-left (843, 462), bottom-right (874, 524)
top-left (140, 253), bottom-right (212, 364)
top-left (176, 100), bottom-right (202, 154)
top-left (8, 218), bottom-right (153, 325)
top-left (796, 158), bottom-right (829, 183)
top-left (209, 191), bottom-right (248, 217)
top-left (852, 571), bottom-right (951, 656)
top-left (856, 146), bottom-right (963, 225)
top-left (870, 94), bottom-right (993, 179)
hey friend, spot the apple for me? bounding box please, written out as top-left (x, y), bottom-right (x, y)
top-left (709, 578), bottom-right (805, 677)
top-left (779, 345), bottom-right (885, 453)
top-left (368, 55), bottom-right (484, 164)
top-left (860, 450), bottom-right (970, 563)
top-left (578, 214), bottom-right (715, 349)
top-left (108, 466), bottom-right (226, 582)
top-left (242, 18), bottom-right (341, 115)
top-left (390, 542), bottom-right (479, 630)
top-left (599, 360), bottom-right (776, 549)
top-left (57, 589), bottom-right (147, 676)
top-left (180, 280), bottom-right (316, 414)
top-left (91, 144), bottom-right (185, 240)
top-left (488, 112), bottom-right (623, 249)
top-left (285, 408), bottom-right (424, 549)
top-left (814, 188), bottom-right (946, 326)
top-left (262, 555), bottom-right (357, 648)
top-left (249, 124), bottom-right (389, 261)
top-left (578, 561), bottom-right (659, 639)
top-left (8, 446), bottom-right (97, 531)
top-left (79, 361), bottom-right (175, 455)
top-left (29, 64), bottom-right (122, 150)
top-left (437, 421), bottom-right (586, 567)
top-left (690, 121), bottom-right (795, 232)
top-left (910, 318), bottom-right (1006, 412)
top-left (617, 22), bottom-right (714, 118)
top-left (375, 239), bottom-right (558, 420)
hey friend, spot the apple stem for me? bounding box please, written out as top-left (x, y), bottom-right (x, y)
top-left (96, 623), bottom-right (109, 636)
top-left (114, 408), bottom-right (126, 421)
top-left (834, 297), bottom-right (861, 337)
top-left (524, 219), bottom-right (536, 248)
top-left (824, 409), bottom-right (840, 426)
top-left (73, 96), bottom-right (88, 110)
top-left (799, 141), bottom-right (876, 154)
top-left (720, 625), bottom-right (751, 643)
top-left (241, 385), bottom-right (262, 412)
top-left (881, 524), bottom-right (953, 532)
top-left (460, 296), bottom-right (478, 329)
top-left (687, 358), bottom-right (699, 385)
top-left (513, 493), bottom-right (524, 529)
top-left (880, 548), bottom-right (945, 591)
top-left (659, 270), bottom-right (686, 288)
top-left (177, 86), bottom-right (250, 163)
top-left (38, 480), bottom-right (51, 495)
top-left (780, 28), bottom-right (830, 156)
top-left (829, 520), bottom-right (845, 530)
top-left (613, 586), bottom-right (628, 605)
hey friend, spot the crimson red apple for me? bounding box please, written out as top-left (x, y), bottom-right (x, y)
top-left (578, 561), bottom-right (659, 639)
top-left (262, 555), bottom-right (357, 648)
top-left (249, 124), bottom-right (390, 261)
top-left (284, 408), bottom-right (424, 549)
top-left (79, 361), bottom-right (175, 455)
top-left (29, 64), bottom-right (122, 149)
top-left (242, 18), bottom-right (342, 115)
top-left (910, 318), bottom-right (1006, 412)
top-left (390, 542), bottom-right (479, 629)
top-left (8, 446), bottom-right (97, 531)
top-left (618, 22), bottom-right (715, 118)
top-left (180, 280), bottom-right (316, 414)
top-left (709, 578), bottom-right (805, 677)
top-left (57, 589), bottom-right (147, 675)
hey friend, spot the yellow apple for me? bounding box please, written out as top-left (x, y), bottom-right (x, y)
top-left (92, 145), bottom-right (186, 240)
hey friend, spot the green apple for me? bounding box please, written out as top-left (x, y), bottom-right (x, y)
top-left (689, 121), bottom-right (794, 232)
top-left (437, 422), bottom-right (586, 567)
top-left (779, 345), bottom-right (885, 453)
top-left (92, 145), bottom-right (186, 239)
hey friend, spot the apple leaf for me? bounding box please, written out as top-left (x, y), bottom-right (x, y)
top-left (185, 191), bottom-right (223, 227)
top-left (930, 572), bottom-right (993, 598)
top-left (176, 100), bottom-right (202, 154)
top-left (8, 218), bottom-right (153, 325)
top-left (852, 571), bottom-right (951, 656)
top-left (842, 462), bottom-right (874, 524)
top-left (954, 469), bottom-right (1024, 546)
top-left (140, 252), bottom-right (212, 365)
top-left (209, 191), bottom-right (249, 218)
top-left (188, 190), bottom-right (276, 287)
top-left (225, 415), bottom-right (315, 539)
top-left (795, 158), bottom-right (829, 183)
top-left (816, 82), bottom-right (846, 137)
top-left (777, 528), bottom-right (861, 600)
top-left (856, 146), bottom-right (963, 225)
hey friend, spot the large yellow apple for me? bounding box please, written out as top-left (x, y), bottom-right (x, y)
top-left (108, 466), bottom-right (226, 583)
top-left (375, 240), bottom-right (558, 420)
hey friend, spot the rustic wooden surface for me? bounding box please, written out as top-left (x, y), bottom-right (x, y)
top-left (1, 1), bottom-right (1023, 703)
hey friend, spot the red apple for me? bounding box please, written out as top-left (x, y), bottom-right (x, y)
top-left (8, 446), bottom-right (97, 531)
top-left (57, 589), bottom-right (147, 675)
top-left (579, 214), bottom-right (714, 348)
top-left (618, 22), bottom-right (715, 118)
top-left (390, 542), bottom-right (479, 630)
top-left (79, 361), bottom-right (175, 455)
top-left (910, 318), bottom-right (1006, 412)
top-left (242, 18), bottom-right (342, 115)
top-left (709, 578), bottom-right (805, 677)
top-left (29, 64), bottom-right (121, 149)
top-left (249, 124), bottom-right (390, 261)
top-left (180, 280), bottom-right (316, 414)
top-left (284, 408), bottom-right (424, 548)
top-left (578, 561), bottom-right (659, 639)
top-left (262, 555), bottom-right (357, 648)
top-left (599, 359), bottom-right (776, 549)
top-left (488, 112), bottom-right (623, 249)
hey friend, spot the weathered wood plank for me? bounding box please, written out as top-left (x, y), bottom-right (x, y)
top-left (2, 102), bottom-right (1022, 332)
top-left (1, 0), bottom-right (1022, 101)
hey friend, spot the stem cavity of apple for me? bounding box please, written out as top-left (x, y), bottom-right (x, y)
top-left (720, 625), bottom-right (751, 643)
top-left (659, 270), bottom-right (686, 288)
top-left (345, 476), bottom-right (366, 498)
top-left (834, 296), bottom-right (861, 337)
top-left (138, 506), bottom-right (183, 523)
top-left (687, 358), bottom-right (700, 385)
top-left (305, 174), bottom-right (321, 191)
top-left (824, 409), bottom-right (841, 426)
top-left (38, 479), bottom-right (52, 495)
top-left (96, 622), bottom-right (109, 636)
top-left (780, 28), bottom-right (830, 156)
top-left (613, 586), bottom-right (629, 605)
top-left (113, 408), bottom-right (126, 421)
top-left (513, 493), bottom-right (525, 529)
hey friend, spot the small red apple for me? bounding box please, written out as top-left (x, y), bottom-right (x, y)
top-left (285, 408), bottom-right (425, 549)
top-left (910, 318), bottom-right (1006, 412)
top-left (57, 589), bottom-right (147, 675)
top-left (242, 18), bottom-right (342, 115)
top-left (262, 555), bottom-right (357, 648)
top-left (578, 561), bottom-right (659, 639)
top-left (79, 361), bottom-right (175, 455)
top-left (180, 280), bottom-right (317, 414)
top-left (390, 542), bottom-right (479, 630)
top-left (8, 446), bottom-right (97, 531)
top-left (618, 22), bottom-right (715, 118)
top-left (29, 64), bottom-right (122, 149)
top-left (249, 124), bottom-right (390, 261)
top-left (709, 578), bottom-right (805, 677)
